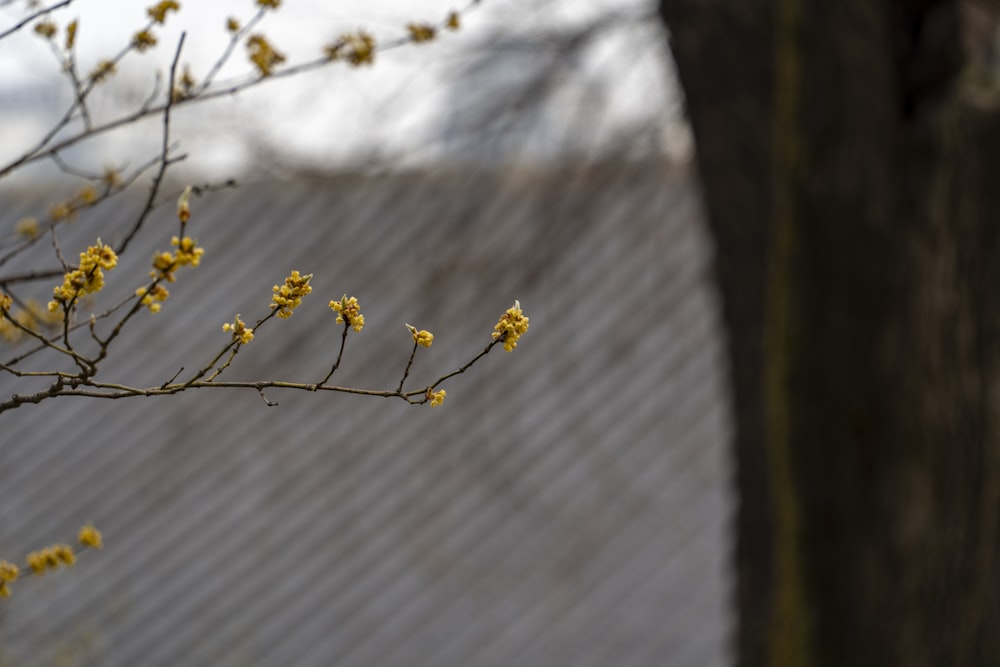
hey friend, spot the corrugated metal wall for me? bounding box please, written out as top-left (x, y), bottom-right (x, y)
top-left (0, 160), bottom-right (733, 667)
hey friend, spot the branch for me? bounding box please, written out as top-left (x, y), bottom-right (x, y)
top-left (396, 340), bottom-right (419, 393)
top-left (115, 31), bottom-right (186, 255)
top-left (0, 328), bottom-right (512, 414)
top-left (0, 0), bottom-right (485, 180)
top-left (317, 321), bottom-right (351, 387)
top-left (0, 0), bottom-right (73, 42)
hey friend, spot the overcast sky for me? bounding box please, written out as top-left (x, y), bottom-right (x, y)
top-left (0, 0), bottom-right (682, 180)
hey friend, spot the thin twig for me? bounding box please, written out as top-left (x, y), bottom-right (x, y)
top-left (185, 340), bottom-right (238, 385)
top-left (50, 152), bottom-right (101, 180)
top-left (61, 48), bottom-right (93, 131)
top-left (186, 309), bottom-right (278, 385)
top-left (0, 0), bottom-right (73, 42)
top-left (160, 367), bottom-right (184, 389)
top-left (139, 70), bottom-right (163, 112)
top-left (194, 8), bottom-right (267, 94)
top-left (0, 268), bottom-right (65, 285)
top-left (49, 226), bottom-right (68, 272)
top-left (429, 336), bottom-right (503, 389)
top-left (396, 340), bottom-right (419, 392)
top-left (204, 346), bottom-right (241, 382)
top-left (317, 321), bottom-right (350, 387)
top-left (89, 278), bottom-right (160, 365)
top-left (115, 32), bottom-right (186, 256)
top-left (257, 387), bottom-right (278, 406)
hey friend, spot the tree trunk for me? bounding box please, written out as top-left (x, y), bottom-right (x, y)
top-left (658, 1), bottom-right (1000, 665)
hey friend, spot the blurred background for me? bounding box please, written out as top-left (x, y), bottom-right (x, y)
top-left (0, 0), bottom-right (692, 179)
top-left (0, 1), bottom-right (733, 665)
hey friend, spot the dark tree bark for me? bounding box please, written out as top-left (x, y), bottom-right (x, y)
top-left (658, 1), bottom-right (1000, 665)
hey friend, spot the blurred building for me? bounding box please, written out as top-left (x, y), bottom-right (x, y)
top-left (0, 159), bottom-right (732, 666)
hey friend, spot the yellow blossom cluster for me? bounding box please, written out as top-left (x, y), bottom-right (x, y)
top-left (11, 311), bottom-right (33, 336)
top-left (103, 167), bottom-right (122, 188)
top-left (28, 299), bottom-right (61, 327)
top-left (65, 19), bottom-right (77, 50)
top-left (181, 66), bottom-right (195, 90)
top-left (326, 31), bottom-right (375, 66)
top-left (0, 299), bottom-right (16, 342)
top-left (0, 561), bottom-right (17, 581)
top-left (172, 235), bottom-right (204, 267)
top-left (151, 251), bottom-right (176, 281)
top-left (1, 300), bottom-right (61, 343)
top-left (136, 284), bottom-right (170, 313)
top-left (133, 29), bottom-right (157, 52)
top-left (247, 34), bottom-right (285, 77)
top-left (90, 59), bottom-right (116, 84)
top-left (49, 201), bottom-right (73, 221)
top-left (0, 560), bottom-right (17, 598)
top-left (45, 186), bottom-right (99, 224)
top-left (148, 236), bottom-right (203, 284)
top-left (0, 525), bottom-right (101, 598)
top-left (174, 67), bottom-right (196, 101)
top-left (48, 241), bottom-right (118, 312)
top-left (15, 217), bottom-right (39, 240)
top-left (223, 314), bottom-right (254, 345)
top-left (492, 299), bottom-right (530, 352)
top-left (34, 20), bottom-right (56, 39)
top-left (147, 0), bottom-right (180, 24)
top-left (446, 12), bottom-right (460, 31)
top-left (49, 202), bottom-right (73, 222)
top-left (0, 561), bottom-right (18, 582)
top-left (407, 23), bottom-right (436, 43)
top-left (26, 545), bottom-right (75, 575)
top-left (226, 17), bottom-right (241, 33)
top-left (271, 271), bottom-right (313, 318)
top-left (76, 185), bottom-right (99, 206)
top-left (406, 323), bottom-right (433, 347)
top-left (0, 318), bottom-right (19, 343)
top-left (427, 388), bottom-right (446, 407)
top-left (78, 524), bottom-right (103, 549)
top-left (329, 294), bottom-right (364, 332)
top-left (257, 0), bottom-right (281, 8)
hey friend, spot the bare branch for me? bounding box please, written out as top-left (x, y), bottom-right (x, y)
top-left (396, 340), bottom-right (419, 393)
top-left (317, 322), bottom-right (351, 387)
top-left (0, 1), bottom-right (522, 424)
top-left (0, 0), bottom-right (73, 42)
top-left (115, 31), bottom-right (186, 255)
top-left (0, 326), bottom-right (514, 414)
top-left (0, 0), bottom-right (485, 180)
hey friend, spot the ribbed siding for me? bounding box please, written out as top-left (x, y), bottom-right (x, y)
top-left (0, 160), bottom-right (733, 667)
